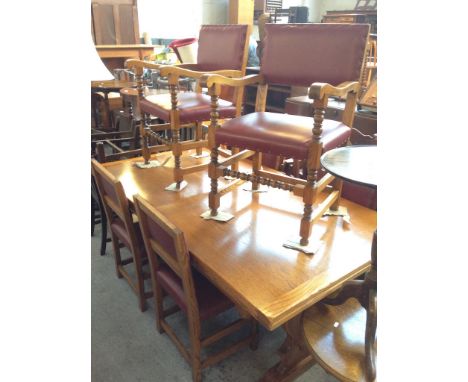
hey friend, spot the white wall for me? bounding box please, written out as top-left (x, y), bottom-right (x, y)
top-left (138, 0), bottom-right (359, 39)
top-left (202, 0), bottom-right (228, 24)
top-left (138, 0), bottom-right (203, 39)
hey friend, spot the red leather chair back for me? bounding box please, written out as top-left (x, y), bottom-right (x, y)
top-left (196, 24), bottom-right (249, 72)
top-left (145, 212), bottom-right (180, 262)
top-left (261, 23), bottom-right (370, 87)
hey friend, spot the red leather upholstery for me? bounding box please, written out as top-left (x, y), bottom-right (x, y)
top-left (111, 218), bottom-right (147, 256)
top-left (145, 213), bottom-right (177, 260)
top-left (196, 25), bottom-right (248, 72)
top-left (216, 112), bottom-right (351, 160)
top-left (156, 262), bottom-right (233, 320)
top-left (261, 23), bottom-right (369, 86)
top-left (140, 92), bottom-right (237, 124)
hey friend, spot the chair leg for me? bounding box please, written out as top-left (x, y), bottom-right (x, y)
top-left (252, 152), bottom-right (262, 191)
top-left (300, 199), bottom-right (313, 246)
top-left (208, 147), bottom-right (221, 216)
top-left (195, 122), bottom-right (203, 156)
top-left (91, 197), bottom-right (97, 236)
top-left (184, 311), bottom-right (202, 382)
top-left (173, 132), bottom-right (183, 188)
top-left (110, 235), bottom-right (124, 279)
top-left (190, 328), bottom-right (202, 382)
top-left (100, 212), bottom-right (108, 256)
top-left (154, 284), bottom-right (165, 333)
top-left (134, 255), bottom-right (148, 312)
top-left (330, 178), bottom-right (343, 211)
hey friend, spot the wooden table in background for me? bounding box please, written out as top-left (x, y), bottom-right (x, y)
top-left (96, 44), bottom-right (154, 72)
top-left (91, 80), bottom-right (136, 130)
top-left (102, 152), bottom-right (377, 381)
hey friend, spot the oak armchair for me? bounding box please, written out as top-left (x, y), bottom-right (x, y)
top-left (125, 24), bottom-right (250, 191)
top-left (201, 23), bottom-right (370, 250)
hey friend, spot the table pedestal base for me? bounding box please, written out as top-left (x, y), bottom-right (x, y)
top-left (260, 315), bottom-right (315, 382)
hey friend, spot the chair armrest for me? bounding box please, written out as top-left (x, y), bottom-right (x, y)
top-left (158, 65), bottom-right (243, 80)
top-left (125, 59), bottom-right (162, 74)
top-left (200, 73), bottom-right (264, 89)
top-left (309, 81), bottom-right (360, 100)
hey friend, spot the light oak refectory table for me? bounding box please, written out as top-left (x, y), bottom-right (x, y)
top-left (101, 150), bottom-right (376, 381)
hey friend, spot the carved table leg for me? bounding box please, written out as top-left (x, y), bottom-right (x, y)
top-left (260, 315), bottom-right (315, 382)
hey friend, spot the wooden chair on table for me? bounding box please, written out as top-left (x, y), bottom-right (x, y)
top-left (125, 24), bottom-right (250, 191)
top-left (201, 23), bottom-right (370, 251)
top-left (133, 194), bottom-right (258, 382)
top-left (91, 159), bottom-right (152, 312)
top-left (302, 231), bottom-right (377, 381)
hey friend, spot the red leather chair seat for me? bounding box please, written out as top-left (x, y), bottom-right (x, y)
top-left (111, 218), bottom-right (147, 256)
top-left (216, 112), bottom-right (351, 160)
top-left (156, 262), bottom-right (233, 320)
top-left (140, 92), bottom-right (237, 124)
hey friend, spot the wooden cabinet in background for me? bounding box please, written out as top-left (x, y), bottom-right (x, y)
top-left (229, 0), bottom-right (254, 25)
top-left (285, 96), bottom-right (377, 146)
top-left (322, 9), bottom-right (377, 34)
top-left (91, 0), bottom-right (140, 45)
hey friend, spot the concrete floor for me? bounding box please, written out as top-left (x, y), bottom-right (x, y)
top-left (91, 224), bottom-right (337, 382)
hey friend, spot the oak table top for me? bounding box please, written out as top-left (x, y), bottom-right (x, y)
top-left (102, 152), bottom-right (376, 331)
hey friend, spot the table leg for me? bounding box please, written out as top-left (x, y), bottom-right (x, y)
top-left (260, 314), bottom-right (315, 382)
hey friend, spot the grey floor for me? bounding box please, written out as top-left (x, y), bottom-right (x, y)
top-left (92, 223), bottom-right (338, 382)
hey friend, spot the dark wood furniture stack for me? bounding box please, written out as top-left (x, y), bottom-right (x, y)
top-left (322, 9), bottom-right (377, 34)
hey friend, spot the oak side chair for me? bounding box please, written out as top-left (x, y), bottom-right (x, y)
top-left (302, 230), bottom-right (377, 381)
top-left (125, 24), bottom-right (251, 192)
top-left (200, 23), bottom-right (370, 250)
top-left (91, 159), bottom-right (152, 312)
top-left (133, 194), bottom-right (258, 382)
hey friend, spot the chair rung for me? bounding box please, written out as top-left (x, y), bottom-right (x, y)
top-left (120, 257), bottom-right (134, 266)
top-left (118, 268), bottom-right (138, 294)
top-left (144, 291), bottom-right (153, 299)
top-left (312, 190), bottom-right (340, 223)
top-left (163, 304), bottom-right (181, 318)
top-left (201, 318), bottom-right (246, 348)
top-left (161, 320), bottom-right (191, 364)
top-left (202, 336), bottom-right (251, 369)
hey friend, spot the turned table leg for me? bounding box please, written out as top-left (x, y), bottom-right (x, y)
top-left (260, 314), bottom-right (315, 382)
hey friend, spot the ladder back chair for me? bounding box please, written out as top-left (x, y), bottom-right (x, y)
top-left (133, 194), bottom-right (258, 382)
top-left (302, 230), bottom-right (377, 381)
top-left (91, 159), bottom-right (152, 311)
top-left (201, 23), bottom-right (370, 250)
top-left (125, 24), bottom-right (251, 191)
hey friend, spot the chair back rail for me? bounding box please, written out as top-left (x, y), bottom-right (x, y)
top-left (261, 23), bottom-right (370, 87)
top-left (134, 195), bottom-right (200, 319)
